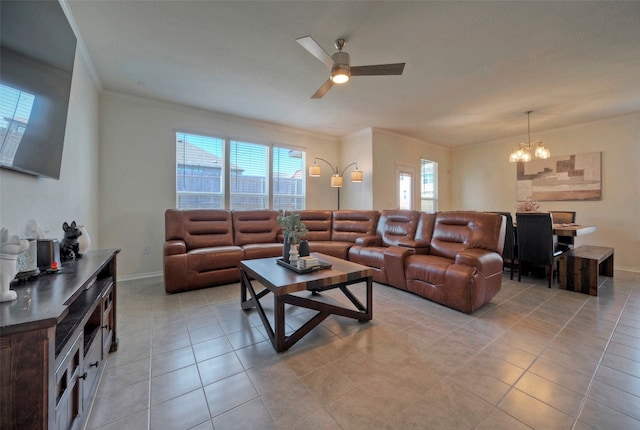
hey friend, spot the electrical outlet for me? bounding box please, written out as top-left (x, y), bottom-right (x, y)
top-left (143, 245), bottom-right (150, 254)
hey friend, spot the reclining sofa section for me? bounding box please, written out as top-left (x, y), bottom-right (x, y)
top-left (164, 209), bottom-right (505, 313)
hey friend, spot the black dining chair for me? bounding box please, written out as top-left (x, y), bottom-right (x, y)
top-left (550, 211), bottom-right (577, 249)
top-left (494, 211), bottom-right (516, 280)
top-left (516, 212), bottom-right (568, 288)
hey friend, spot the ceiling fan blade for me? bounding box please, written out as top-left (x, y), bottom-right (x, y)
top-left (311, 79), bottom-right (333, 99)
top-left (296, 35), bottom-right (334, 68)
top-left (350, 63), bottom-right (406, 76)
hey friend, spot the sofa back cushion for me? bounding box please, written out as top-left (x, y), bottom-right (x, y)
top-left (331, 210), bottom-right (379, 242)
top-left (298, 210), bottom-right (333, 241)
top-left (165, 209), bottom-right (234, 251)
top-left (376, 210), bottom-right (420, 246)
top-left (232, 210), bottom-right (279, 246)
top-left (430, 211), bottom-right (503, 259)
top-left (415, 212), bottom-right (437, 244)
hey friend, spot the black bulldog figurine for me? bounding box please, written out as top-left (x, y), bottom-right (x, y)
top-left (60, 221), bottom-right (83, 261)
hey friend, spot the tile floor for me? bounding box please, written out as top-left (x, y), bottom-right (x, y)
top-left (86, 271), bottom-right (640, 430)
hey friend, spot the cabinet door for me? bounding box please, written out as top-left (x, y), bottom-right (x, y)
top-left (81, 334), bottom-right (102, 413)
top-left (101, 282), bottom-right (115, 353)
top-left (55, 333), bottom-right (82, 430)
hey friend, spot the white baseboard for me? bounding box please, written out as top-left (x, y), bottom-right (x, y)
top-left (117, 271), bottom-right (162, 282)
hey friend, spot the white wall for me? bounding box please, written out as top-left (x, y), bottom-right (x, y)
top-left (339, 128), bottom-right (373, 210)
top-left (0, 55), bottom-right (101, 246)
top-left (99, 92), bottom-right (340, 277)
top-left (450, 112), bottom-right (640, 273)
top-left (371, 129), bottom-right (451, 211)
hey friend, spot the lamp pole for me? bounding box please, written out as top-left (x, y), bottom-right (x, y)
top-left (309, 158), bottom-right (360, 210)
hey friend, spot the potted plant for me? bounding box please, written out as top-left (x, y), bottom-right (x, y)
top-left (277, 210), bottom-right (308, 262)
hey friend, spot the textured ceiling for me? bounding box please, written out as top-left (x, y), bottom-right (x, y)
top-left (65, 0), bottom-right (640, 147)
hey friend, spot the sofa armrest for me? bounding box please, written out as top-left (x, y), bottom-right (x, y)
top-left (164, 240), bottom-right (186, 256)
top-left (396, 239), bottom-right (430, 254)
top-left (355, 235), bottom-right (382, 246)
top-left (455, 248), bottom-right (503, 275)
top-left (383, 246), bottom-right (412, 289)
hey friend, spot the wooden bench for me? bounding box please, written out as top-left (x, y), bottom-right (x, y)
top-left (559, 245), bottom-right (614, 296)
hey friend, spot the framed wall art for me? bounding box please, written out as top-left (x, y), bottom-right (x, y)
top-left (516, 152), bottom-right (602, 201)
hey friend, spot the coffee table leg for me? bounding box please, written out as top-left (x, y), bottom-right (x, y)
top-left (275, 295), bottom-right (286, 352)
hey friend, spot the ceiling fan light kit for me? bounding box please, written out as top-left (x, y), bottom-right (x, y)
top-left (296, 35), bottom-right (405, 98)
top-left (509, 111), bottom-right (551, 163)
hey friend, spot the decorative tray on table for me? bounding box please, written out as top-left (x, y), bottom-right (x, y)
top-left (276, 258), bottom-right (332, 274)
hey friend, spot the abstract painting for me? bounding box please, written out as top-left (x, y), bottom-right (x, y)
top-left (516, 152), bottom-right (602, 201)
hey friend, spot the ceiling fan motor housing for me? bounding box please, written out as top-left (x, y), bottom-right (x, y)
top-left (332, 51), bottom-right (350, 69)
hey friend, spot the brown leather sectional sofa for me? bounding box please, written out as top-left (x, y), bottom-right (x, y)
top-left (164, 208), bottom-right (506, 313)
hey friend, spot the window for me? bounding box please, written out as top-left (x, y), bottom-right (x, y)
top-left (176, 132), bottom-right (305, 210)
top-left (421, 159), bottom-right (438, 212)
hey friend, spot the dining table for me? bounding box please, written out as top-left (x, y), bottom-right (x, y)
top-left (552, 223), bottom-right (597, 237)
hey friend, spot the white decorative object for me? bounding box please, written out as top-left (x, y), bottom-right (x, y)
top-left (16, 239), bottom-right (38, 274)
top-left (77, 225), bottom-right (91, 254)
top-left (289, 244), bottom-right (299, 264)
top-left (0, 228), bottom-right (29, 302)
top-left (25, 219), bottom-right (46, 239)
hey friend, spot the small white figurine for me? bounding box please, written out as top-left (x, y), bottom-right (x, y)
top-left (0, 228), bottom-right (29, 302)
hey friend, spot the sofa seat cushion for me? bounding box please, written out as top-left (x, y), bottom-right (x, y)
top-left (405, 254), bottom-right (454, 287)
top-left (348, 246), bottom-right (386, 269)
top-left (188, 246), bottom-right (243, 271)
top-left (242, 243), bottom-right (283, 260)
top-left (308, 241), bottom-right (354, 259)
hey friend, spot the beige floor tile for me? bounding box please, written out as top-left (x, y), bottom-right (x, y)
top-left (595, 364), bottom-right (640, 397)
top-left (97, 357), bottom-right (150, 394)
top-left (211, 398), bottom-right (276, 430)
top-left (576, 397), bottom-right (640, 430)
top-left (515, 372), bottom-right (585, 417)
top-left (87, 274), bottom-right (640, 430)
top-left (528, 357), bottom-right (593, 395)
top-left (150, 364), bottom-right (201, 406)
top-left (476, 407), bottom-right (533, 430)
top-left (588, 379), bottom-right (640, 420)
top-left (87, 409), bottom-right (148, 430)
top-left (260, 379), bottom-right (321, 428)
top-left (498, 388), bottom-right (575, 430)
top-left (192, 336), bottom-right (234, 362)
top-left (151, 345), bottom-right (195, 377)
top-left (197, 351), bottom-right (245, 386)
top-left (87, 380), bottom-right (150, 429)
top-left (203, 372), bottom-right (258, 417)
top-left (149, 388), bottom-right (210, 430)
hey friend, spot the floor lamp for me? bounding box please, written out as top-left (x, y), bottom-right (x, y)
top-left (308, 158), bottom-right (362, 209)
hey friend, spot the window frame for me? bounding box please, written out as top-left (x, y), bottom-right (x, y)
top-left (420, 158), bottom-right (438, 212)
top-left (175, 130), bottom-right (306, 210)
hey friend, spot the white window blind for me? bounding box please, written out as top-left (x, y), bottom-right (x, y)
top-left (176, 132), bottom-right (225, 209)
top-left (230, 140), bottom-right (269, 210)
top-left (176, 132), bottom-right (305, 210)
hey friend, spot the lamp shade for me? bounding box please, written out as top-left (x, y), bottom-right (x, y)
top-left (331, 174), bottom-right (343, 187)
top-left (350, 168), bottom-right (363, 182)
top-left (309, 162), bottom-right (321, 177)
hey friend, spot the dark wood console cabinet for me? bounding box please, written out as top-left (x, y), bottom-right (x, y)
top-left (0, 249), bottom-right (119, 430)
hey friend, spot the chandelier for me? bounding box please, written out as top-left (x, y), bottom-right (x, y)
top-left (509, 111), bottom-right (550, 163)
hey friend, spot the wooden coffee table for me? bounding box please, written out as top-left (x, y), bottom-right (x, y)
top-left (240, 253), bottom-right (373, 352)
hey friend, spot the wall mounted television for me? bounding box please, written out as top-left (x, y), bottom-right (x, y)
top-left (0, 0), bottom-right (77, 180)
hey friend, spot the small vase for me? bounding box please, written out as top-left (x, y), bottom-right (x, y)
top-left (282, 237), bottom-right (291, 263)
top-left (289, 243), bottom-right (299, 264)
top-left (299, 240), bottom-right (310, 257)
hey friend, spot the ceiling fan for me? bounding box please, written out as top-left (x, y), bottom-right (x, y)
top-left (296, 35), bottom-right (406, 99)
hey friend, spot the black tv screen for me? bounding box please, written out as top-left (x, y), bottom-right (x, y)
top-left (0, 0), bottom-right (77, 180)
